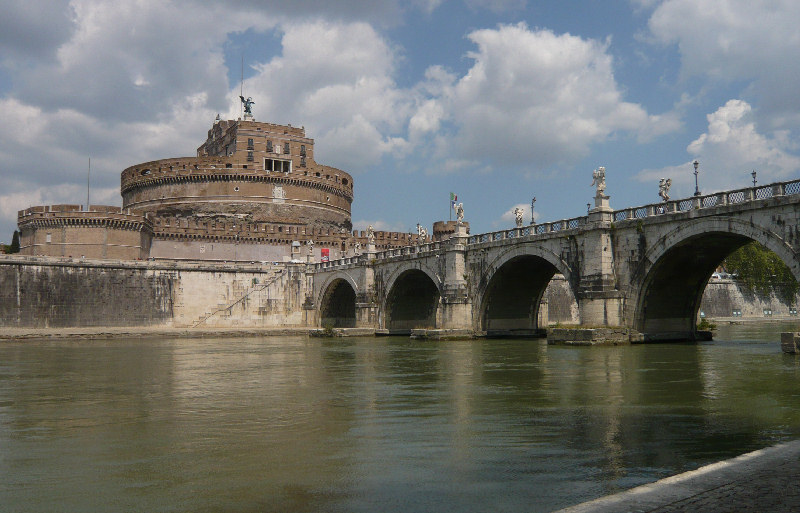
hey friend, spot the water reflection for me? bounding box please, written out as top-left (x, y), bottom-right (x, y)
top-left (1, 328), bottom-right (800, 512)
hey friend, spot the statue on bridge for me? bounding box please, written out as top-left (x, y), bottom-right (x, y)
top-left (530, 197), bottom-right (536, 224)
top-left (367, 225), bottom-right (375, 245)
top-left (513, 207), bottom-right (524, 228)
top-left (659, 178), bottom-right (672, 202)
top-left (416, 224), bottom-right (428, 244)
top-left (454, 202), bottom-right (464, 225)
top-left (307, 239), bottom-right (314, 255)
top-left (591, 166), bottom-right (606, 196)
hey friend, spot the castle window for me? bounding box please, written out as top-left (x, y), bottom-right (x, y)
top-left (234, 186), bottom-right (240, 192)
top-left (342, 178), bottom-right (348, 186)
top-left (226, 163), bottom-right (232, 168)
top-left (264, 158), bottom-right (291, 173)
top-left (247, 138), bottom-right (254, 150)
top-left (266, 140), bottom-right (273, 152)
top-left (140, 169), bottom-right (151, 176)
top-left (283, 142), bottom-right (290, 154)
top-left (300, 145), bottom-right (306, 156)
top-left (247, 151), bottom-right (254, 162)
top-left (300, 156), bottom-right (306, 167)
top-left (46, 233), bottom-right (52, 243)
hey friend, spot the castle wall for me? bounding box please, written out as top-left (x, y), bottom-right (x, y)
top-left (17, 205), bottom-right (151, 261)
top-left (121, 166), bottom-right (353, 230)
top-left (0, 256), bottom-right (310, 329)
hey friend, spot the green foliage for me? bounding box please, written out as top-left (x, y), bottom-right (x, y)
top-left (723, 241), bottom-right (798, 304)
top-left (697, 318), bottom-right (716, 331)
top-left (321, 321), bottom-right (335, 337)
top-left (10, 230), bottom-right (20, 253)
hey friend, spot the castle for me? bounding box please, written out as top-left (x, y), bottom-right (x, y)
top-left (17, 116), bottom-right (461, 261)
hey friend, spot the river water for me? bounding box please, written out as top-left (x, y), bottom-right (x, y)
top-left (1, 323), bottom-right (800, 512)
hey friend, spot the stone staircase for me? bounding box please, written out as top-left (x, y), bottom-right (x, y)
top-left (191, 269), bottom-right (285, 327)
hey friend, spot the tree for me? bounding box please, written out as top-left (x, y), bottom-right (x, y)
top-left (10, 230), bottom-right (20, 253)
top-left (723, 241), bottom-right (798, 304)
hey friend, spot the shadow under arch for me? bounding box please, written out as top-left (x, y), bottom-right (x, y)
top-left (632, 218), bottom-right (800, 341)
top-left (319, 278), bottom-right (357, 328)
top-left (478, 245), bottom-right (577, 336)
top-left (479, 254), bottom-right (563, 336)
top-left (385, 269), bottom-right (440, 334)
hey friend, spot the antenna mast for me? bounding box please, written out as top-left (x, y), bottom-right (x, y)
top-left (86, 157), bottom-right (91, 211)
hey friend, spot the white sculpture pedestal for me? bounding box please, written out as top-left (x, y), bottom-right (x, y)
top-left (589, 194), bottom-right (612, 223)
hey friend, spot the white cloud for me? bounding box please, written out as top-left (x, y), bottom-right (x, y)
top-left (426, 23), bottom-right (677, 173)
top-left (637, 99), bottom-right (800, 195)
top-left (15, 0), bottom-right (258, 122)
top-left (0, 185), bottom-right (119, 224)
top-left (647, 0), bottom-right (800, 127)
top-left (240, 21), bottom-right (413, 172)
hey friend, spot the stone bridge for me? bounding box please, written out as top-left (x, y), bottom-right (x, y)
top-left (308, 179), bottom-right (800, 341)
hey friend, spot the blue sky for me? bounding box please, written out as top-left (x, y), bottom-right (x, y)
top-left (1, 0), bottom-right (799, 240)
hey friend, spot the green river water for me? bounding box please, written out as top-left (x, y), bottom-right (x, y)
top-left (1, 322), bottom-right (800, 512)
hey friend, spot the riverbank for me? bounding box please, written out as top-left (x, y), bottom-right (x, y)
top-left (557, 439), bottom-right (800, 512)
top-left (0, 326), bottom-right (312, 341)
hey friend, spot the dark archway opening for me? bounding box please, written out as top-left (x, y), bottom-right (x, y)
top-left (320, 279), bottom-right (356, 328)
top-left (481, 255), bottom-right (559, 337)
top-left (637, 233), bottom-right (752, 341)
top-left (386, 270), bottom-right (439, 333)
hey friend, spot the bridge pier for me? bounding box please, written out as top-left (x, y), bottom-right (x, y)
top-left (577, 294), bottom-right (623, 327)
top-left (355, 298), bottom-right (379, 328)
top-left (578, 203), bottom-right (623, 327)
top-left (439, 225), bottom-right (473, 330)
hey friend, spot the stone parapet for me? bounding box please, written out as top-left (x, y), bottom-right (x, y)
top-left (17, 205), bottom-right (153, 260)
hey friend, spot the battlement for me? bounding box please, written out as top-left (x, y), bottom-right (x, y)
top-left (18, 205), bottom-right (152, 230)
top-left (17, 205), bottom-right (152, 260)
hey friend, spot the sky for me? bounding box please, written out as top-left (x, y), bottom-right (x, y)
top-left (1, 0), bottom-right (800, 241)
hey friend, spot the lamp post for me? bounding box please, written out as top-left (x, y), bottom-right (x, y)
top-left (751, 170), bottom-right (757, 187)
top-left (692, 160), bottom-right (700, 196)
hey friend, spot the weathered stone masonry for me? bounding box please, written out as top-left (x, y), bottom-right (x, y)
top-left (0, 256), bottom-right (304, 329)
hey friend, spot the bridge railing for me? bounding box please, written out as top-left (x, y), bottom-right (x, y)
top-left (465, 178), bottom-right (800, 246)
top-left (312, 178), bottom-right (800, 269)
top-left (374, 241), bottom-right (442, 260)
top-left (310, 241), bottom-right (445, 271)
top-left (609, 178), bottom-right (800, 221)
top-left (467, 215), bottom-right (589, 245)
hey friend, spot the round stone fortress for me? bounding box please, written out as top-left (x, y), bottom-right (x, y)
top-left (18, 117), bottom-right (424, 262)
top-left (121, 120), bottom-right (354, 232)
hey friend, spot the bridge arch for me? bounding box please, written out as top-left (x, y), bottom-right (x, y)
top-left (630, 217), bottom-right (800, 340)
top-left (383, 264), bottom-right (442, 333)
top-left (478, 244), bottom-right (577, 335)
top-left (317, 272), bottom-right (360, 328)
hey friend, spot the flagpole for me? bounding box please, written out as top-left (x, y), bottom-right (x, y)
top-left (86, 157), bottom-right (90, 211)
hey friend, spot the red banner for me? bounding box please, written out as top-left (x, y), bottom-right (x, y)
top-left (321, 248), bottom-right (329, 262)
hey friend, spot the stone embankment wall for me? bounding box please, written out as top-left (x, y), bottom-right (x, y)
top-left (0, 256), bottom-right (308, 329)
top-left (699, 279), bottom-right (798, 318)
top-left (542, 276), bottom-right (798, 325)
